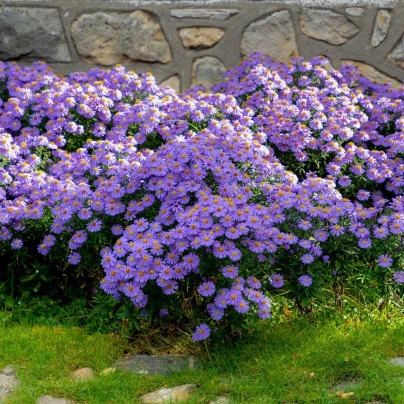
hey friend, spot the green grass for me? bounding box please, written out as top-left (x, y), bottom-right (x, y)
top-left (1, 314), bottom-right (404, 403)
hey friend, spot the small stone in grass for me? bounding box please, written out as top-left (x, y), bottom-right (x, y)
top-left (209, 397), bottom-right (232, 404)
top-left (71, 367), bottom-right (95, 380)
top-left (389, 357), bottom-right (404, 367)
top-left (334, 380), bottom-right (362, 391)
top-left (2, 366), bottom-right (15, 376)
top-left (140, 384), bottom-right (196, 403)
top-left (0, 365), bottom-right (18, 401)
top-left (37, 396), bottom-right (75, 404)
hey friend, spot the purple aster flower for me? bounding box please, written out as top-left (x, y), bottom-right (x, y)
top-left (43, 234), bottom-right (56, 247)
top-left (111, 224), bottom-right (124, 236)
top-left (390, 221), bottom-right (404, 235)
top-left (298, 219), bottom-right (312, 230)
top-left (37, 243), bottom-right (50, 255)
top-left (338, 176), bottom-right (351, 187)
top-left (258, 308), bottom-right (271, 319)
top-left (68, 252), bottom-right (81, 265)
top-left (378, 255), bottom-right (392, 268)
top-left (159, 309), bottom-right (169, 317)
top-left (314, 230), bottom-right (328, 242)
top-left (301, 253), bottom-right (314, 264)
top-left (183, 253), bottom-right (200, 270)
top-left (72, 230), bottom-right (87, 245)
top-left (11, 238), bottom-right (23, 249)
top-left (235, 299), bottom-right (250, 314)
top-left (87, 219), bottom-right (102, 232)
top-left (247, 276), bottom-right (262, 289)
top-left (221, 265), bottom-right (239, 279)
top-left (226, 290), bottom-right (242, 306)
top-left (228, 247), bottom-right (242, 262)
top-left (374, 226), bottom-right (388, 239)
top-left (162, 280), bottom-right (178, 295)
top-left (358, 238), bottom-right (371, 249)
top-left (192, 324), bottom-right (210, 341)
top-left (270, 274), bottom-right (284, 288)
top-left (209, 305), bottom-right (224, 321)
top-left (393, 271), bottom-right (404, 284)
top-left (198, 281), bottom-right (216, 297)
top-left (330, 225), bottom-right (345, 237)
top-left (298, 275), bottom-right (312, 287)
top-left (357, 190), bottom-right (370, 201)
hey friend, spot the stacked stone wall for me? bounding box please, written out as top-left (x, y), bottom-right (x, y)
top-left (0, 0), bottom-right (404, 90)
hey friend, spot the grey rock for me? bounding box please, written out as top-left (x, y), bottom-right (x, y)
top-left (1, 366), bottom-right (14, 377)
top-left (209, 397), bottom-right (232, 404)
top-left (140, 384), bottom-right (196, 403)
top-left (241, 11), bottom-right (298, 63)
top-left (170, 9), bottom-right (238, 21)
top-left (300, 9), bottom-right (359, 45)
top-left (160, 76), bottom-right (181, 93)
top-left (0, 7), bottom-right (70, 63)
top-left (179, 27), bottom-right (224, 50)
top-left (115, 355), bottom-right (198, 376)
top-left (345, 7), bottom-right (364, 17)
top-left (334, 379), bottom-right (362, 391)
top-left (191, 56), bottom-right (226, 90)
top-left (0, 366), bottom-right (18, 401)
top-left (389, 357), bottom-right (404, 366)
top-left (371, 10), bottom-right (391, 47)
top-left (71, 11), bottom-right (171, 66)
top-left (341, 60), bottom-right (402, 89)
top-left (37, 396), bottom-right (75, 404)
top-left (388, 36), bottom-right (404, 69)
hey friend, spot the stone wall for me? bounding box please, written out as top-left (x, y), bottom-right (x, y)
top-left (1, 0), bottom-right (404, 90)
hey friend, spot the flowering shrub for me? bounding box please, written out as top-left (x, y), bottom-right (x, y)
top-left (1, 54), bottom-right (404, 340)
top-left (213, 54), bottom-right (404, 308)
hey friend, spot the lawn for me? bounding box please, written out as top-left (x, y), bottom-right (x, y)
top-left (2, 313), bottom-right (404, 403)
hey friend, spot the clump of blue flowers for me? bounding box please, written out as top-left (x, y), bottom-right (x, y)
top-left (1, 54), bottom-right (404, 341)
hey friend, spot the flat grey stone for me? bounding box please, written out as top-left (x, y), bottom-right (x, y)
top-left (345, 7), bottom-right (364, 17)
top-left (115, 355), bottom-right (198, 376)
top-left (371, 10), bottom-right (391, 47)
top-left (300, 9), bottom-right (359, 45)
top-left (389, 357), bottom-right (404, 366)
top-left (1, 367), bottom-right (15, 377)
top-left (241, 10), bottom-right (298, 64)
top-left (388, 36), bottom-right (404, 69)
top-left (0, 7), bottom-right (70, 62)
top-left (140, 384), bottom-right (196, 403)
top-left (170, 9), bottom-right (238, 21)
top-left (71, 11), bottom-right (171, 65)
top-left (334, 379), bottom-right (362, 391)
top-left (37, 396), bottom-right (75, 404)
top-left (191, 56), bottom-right (226, 90)
top-left (0, 366), bottom-right (18, 401)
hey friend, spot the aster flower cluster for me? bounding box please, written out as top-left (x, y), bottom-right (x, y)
top-left (1, 53), bottom-right (404, 341)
